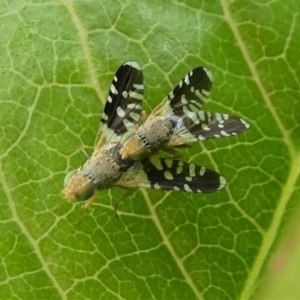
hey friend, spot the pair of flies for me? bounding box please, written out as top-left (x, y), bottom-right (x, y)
top-left (62, 61), bottom-right (250, 209)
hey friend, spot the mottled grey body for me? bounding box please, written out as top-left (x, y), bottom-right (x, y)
top-left (81, 152), bottom-right (122, 189)
top-left (137, 117), bottom-right (172, 152)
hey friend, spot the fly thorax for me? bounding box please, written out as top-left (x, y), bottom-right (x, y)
top-left (120, 133), bottom-right (146, 160)
top-left (138, 117), bottom-right (172, 151)
top-left (81, 152), bottom-right (122, 189)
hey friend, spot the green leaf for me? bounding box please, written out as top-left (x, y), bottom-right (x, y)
top-left (1, 0), bottom-right (299, 299)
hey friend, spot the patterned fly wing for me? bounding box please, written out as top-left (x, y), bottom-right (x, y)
top-left (168, 111), bottom-right (250, 146)
top-left (102, 61), bottom-right (144, 133)
top-left (117, 157), bottom-right (226, 193)
top-left (152, 66), bottom-right (249, 145)
top-left (95, 61), bottom-right (144, 152)
top-left (150, 66), bottom-right (213, 119)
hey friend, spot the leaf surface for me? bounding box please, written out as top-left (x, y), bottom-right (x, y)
top-left (0, 0), bottom-right (299, 299)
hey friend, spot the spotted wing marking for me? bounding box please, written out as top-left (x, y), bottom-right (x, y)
top-left (95, 61), bottom-right (144, 150)
top-left (150, 66), bottom-right (213, 119)
top-left (118, 157), bottom-right (226, 193)
top-left (169, 112), bottom-right (250, 145)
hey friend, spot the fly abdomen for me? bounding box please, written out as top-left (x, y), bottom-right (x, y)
top-left (137, 117), bottom-right (172, 151)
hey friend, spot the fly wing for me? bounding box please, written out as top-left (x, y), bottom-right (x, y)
top-left (94, 61), bottom-right (144, 152)
top-left (117, 157), bottom-right (226, 193)
top-left (149, 66), bottom-right (213, 119)
top-left (168, 111), bottom-right (250, 146)
top-left (146, 65), bottom-right (249, 147)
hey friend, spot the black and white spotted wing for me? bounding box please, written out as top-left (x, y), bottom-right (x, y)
top-left (118, 157), bottom-right (226, 193)
top-left (168, 111), bottom-right (250, 146)
top-left (102, 61), bottom-right (144, 134)
top-left (95, 61), bottom-right (144, 150)
top-left (150, 66), bottom-right (213, 119)
top-left (151, 66), bottom-right (250, 145)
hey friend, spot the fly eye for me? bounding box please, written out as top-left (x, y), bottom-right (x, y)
top-left (75, 181), bottom-right (95, 201)
top-left (64, 170), bottom-right (78, 187)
